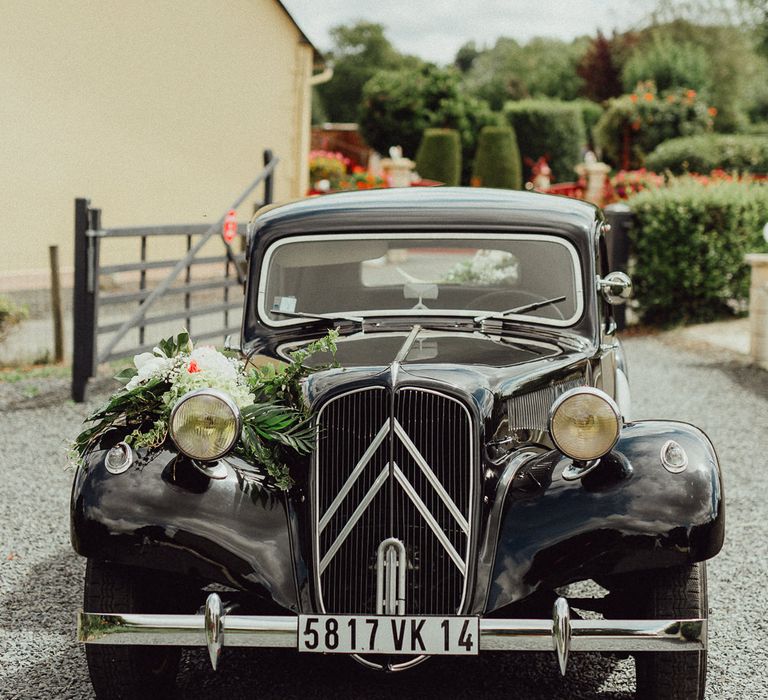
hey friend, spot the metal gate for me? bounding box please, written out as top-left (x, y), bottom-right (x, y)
top-left (71, 150), bottom-right (277, 401)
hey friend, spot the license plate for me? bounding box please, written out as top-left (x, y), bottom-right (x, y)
top-left (298, 614), bottom-right (479, 655)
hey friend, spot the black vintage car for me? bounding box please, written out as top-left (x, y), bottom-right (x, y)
top-left (73, 188), bottom-right (724, 699)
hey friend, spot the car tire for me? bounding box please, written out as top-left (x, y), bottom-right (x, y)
top-left (83, 558), bottom-right (182, 700)
top-left (634, 563), bottom-right (707, 700)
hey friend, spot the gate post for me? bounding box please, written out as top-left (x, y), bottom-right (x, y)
top-left (71, 198), bottom-right (96, 402)
top-left (263, 149), bottom-right (274, 205)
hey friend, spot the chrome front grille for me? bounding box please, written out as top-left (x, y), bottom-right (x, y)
top-left (506, 378), bottom-right (585, 432)
top-left (315, 386), bottom-right (474, 615)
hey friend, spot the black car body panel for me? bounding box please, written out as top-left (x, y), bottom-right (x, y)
top-left (71, 187), bottom-right (724, 628)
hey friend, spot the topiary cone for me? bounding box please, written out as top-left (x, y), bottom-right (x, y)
top-left (472, 126), bottom-right (522, 189)
top-left (415, 128), bottom-right (462, 186)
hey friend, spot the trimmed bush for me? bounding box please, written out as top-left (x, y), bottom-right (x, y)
top-left (503, 100), bottom-right (586, 182)
top-left (471, 126), bottom-right (522, 189)
top-left (359, 64), bottom-right (498, 184)
top-left (628, 179), bottom-right (768, 325)
top-left (415, 129), bottom-right (461, 186)
top-left (645, 135), bottom-right (768, 175)
top-left (574, 99), bottom-right (604, 149)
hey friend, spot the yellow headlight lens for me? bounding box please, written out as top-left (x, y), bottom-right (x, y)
top-left (169, 390), bottom-right (240, 461)
top-left (549, 388), bottom-right (621, 461)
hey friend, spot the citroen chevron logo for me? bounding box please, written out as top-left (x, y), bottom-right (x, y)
top-left (319, 419), bottom-right (468, 575)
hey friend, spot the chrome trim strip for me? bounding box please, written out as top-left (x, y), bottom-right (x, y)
top-left (376, 538), bottom-right (407, 615)
top-left (392, 464), bottom-right (466, 575)
top-left (258, 232), bottom-right (585, 329)
top-left (78, 611), bottom-right (707, 653)
top-left (393, 324), bottom-right (423, 363)
top-left (318, 420), bottom-right (390, 533)
top-left (319, 466), bottom-right (389, 574)
top-left (393, 419), bottom-right (469, 534)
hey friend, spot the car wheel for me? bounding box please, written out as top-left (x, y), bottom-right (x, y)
top-left (634, 563), bottom-right (707, 700)
top-left (83, 558), bottom-right (182, 700)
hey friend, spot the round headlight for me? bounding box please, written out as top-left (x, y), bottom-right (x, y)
top-left (169, 389), bottom-right (241, 461)
top-left (549, 388), bottom-right (621, 461)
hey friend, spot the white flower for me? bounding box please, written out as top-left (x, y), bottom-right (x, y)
top-left (163, 346), bottom-right (254, 409)
top-left (126, 352), bottom-right (174, 390)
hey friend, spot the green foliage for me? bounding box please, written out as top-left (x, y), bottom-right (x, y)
top-left (359, 64), bottom-right (498, 182)
top-left (73, 330), bottom-right (340, 491)
top-left (454, 41), bottom-right (480, 73)
top-left (416, 129), bottom-right (462, 186)
top-left (626, 20), bottom-right (758, 133)
top-left (0, 297), bottom-right (26, 342)
top-left (622, 35), bottom-right (711, 94)
top-left (471, 126), bottom-right (522, 189)
top-left (503, 100), bottom-right (586, 181)
top-left (461, 37), bottom-right (587, 110)
top-left (628, 179), bottom-right (768, 325)
top-left (595, 82), bottom-right (713, 169)
top-left (573, 99), bottom-right (604, 148)
top-left (315, 22), bottom-right (418, 123)
top-left (576, 31), bottom-right (628, 103)
top-left (645, 134), bottom-right (768, 174)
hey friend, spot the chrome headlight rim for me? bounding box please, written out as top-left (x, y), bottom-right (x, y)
top-left (169, 388), bottom-right (242, 461)
top-left (548, 386), bottom-right (621, 462)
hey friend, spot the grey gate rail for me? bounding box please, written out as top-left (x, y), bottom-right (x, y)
top-left (72, 150), bottom-right (277, 402)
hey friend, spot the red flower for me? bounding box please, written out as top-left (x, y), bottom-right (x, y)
top-left (629, 94), bottom-right (638, 103)
top-left (708, 106), bottom-right (718, 117)
top-left (188, 360), bottom-right (200, 373)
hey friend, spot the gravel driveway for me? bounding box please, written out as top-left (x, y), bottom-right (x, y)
top-left (1, 335), bottom-right (765, 699)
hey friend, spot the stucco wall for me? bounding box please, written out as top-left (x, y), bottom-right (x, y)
top-left (0, 0), bottom-right (313, 287)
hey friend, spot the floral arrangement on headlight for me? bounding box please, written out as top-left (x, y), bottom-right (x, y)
top-left (72, 329), bottom-right (339, 489)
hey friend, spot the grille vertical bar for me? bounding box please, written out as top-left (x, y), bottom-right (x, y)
top-left (314, 386), bottom-right (473, 615)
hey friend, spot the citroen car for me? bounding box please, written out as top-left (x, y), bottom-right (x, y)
top-left (72, 187), bottom-right (723, 699)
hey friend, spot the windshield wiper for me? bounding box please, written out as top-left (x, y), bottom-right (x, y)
top-left (474, 295), bottom-right (567, 323)
top-left (270, 309), bottom-right (365, 324)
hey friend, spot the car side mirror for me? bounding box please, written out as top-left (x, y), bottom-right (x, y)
top-left (599, 272), bottom-right (632, 305)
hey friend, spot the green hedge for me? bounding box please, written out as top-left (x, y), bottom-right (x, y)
top-left (472, 126), bottom-right (522, 189)
top-left (415, 128), bottom-right (462, 186)
top-left (573, 99), bottom-right (604, 148)
top-left (503, 100), bottom-right (586, 182)
top-left (645, 134), bottom-right (768, 175)
top-left (628, 179), bottom-right (768, 325)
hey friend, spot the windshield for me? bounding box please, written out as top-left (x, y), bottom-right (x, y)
top-left (258, 233), bottom-right (583, 327)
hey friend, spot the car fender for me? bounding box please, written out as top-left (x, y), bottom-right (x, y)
top-left (481, 420), bottom-right (724, 613)
top-left (70, 432), bottom-right (301, 611)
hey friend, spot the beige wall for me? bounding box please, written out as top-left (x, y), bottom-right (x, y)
top-left (0, 0), bottom-right (314, 286)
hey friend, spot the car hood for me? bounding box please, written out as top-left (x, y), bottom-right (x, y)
top-left (302, 330), bottom-right (593, 418)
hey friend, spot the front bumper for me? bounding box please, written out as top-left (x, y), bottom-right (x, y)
top-left (77, 594), bottom-right (706, 676)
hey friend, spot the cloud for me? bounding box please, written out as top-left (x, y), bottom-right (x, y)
top-left (282, 0), bottom-right (658, 63)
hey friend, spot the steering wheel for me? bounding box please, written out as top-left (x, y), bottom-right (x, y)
top-left (463, 289), bottom-right (566, 320)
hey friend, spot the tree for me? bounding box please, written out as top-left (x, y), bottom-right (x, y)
top-left (358, 64), bottom-right (498, 182)
top-left (461, 37), bottom-right (586, 110)
top-left (576, 32), bottom-right (625, 102)
top-left (315, 22), bottom-right (417, 123)
top-left (621, 34), bottom-right (711, 94)
top-left (454, 41), bottom-right (480, 73)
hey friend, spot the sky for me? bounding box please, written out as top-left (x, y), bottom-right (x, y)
top-left (280, 0), bottom-right (661, 64)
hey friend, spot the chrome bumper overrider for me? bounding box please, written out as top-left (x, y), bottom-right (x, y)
top-left (77, 594), bottom-right (706, 675)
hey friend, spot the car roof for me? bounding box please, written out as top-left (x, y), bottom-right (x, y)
top-left (252, 187), bottom-right (601, 241)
